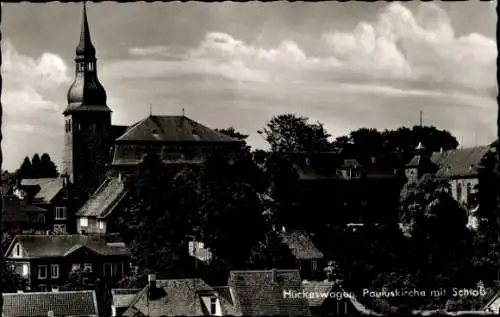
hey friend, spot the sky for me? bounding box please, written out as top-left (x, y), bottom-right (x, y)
top-left (1, 1), bottom-right (497, 172)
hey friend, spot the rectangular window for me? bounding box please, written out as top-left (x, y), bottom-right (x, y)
top-left (80, 217), bottom-right (88, 227)
top-left (72, 263), bottom-right (81, 272)
top-left (210, 297), bottom-right (217, 315)
top-left (103, 263), bottom-right (113, 276)
top-left (51, 264), bottom-right (59, 279)
top-left (54, 207), bottom-right (67, 220)
top-left (98, 220), bottom-right (105, 230)
top-left (37, 265), bottom-right (47, 280)
top-left (83, 263), bottom-right (93, 272)
top-left (311, 260), bottom-right (318, 271)
top-left (22, 264), bottom-right (29, 277)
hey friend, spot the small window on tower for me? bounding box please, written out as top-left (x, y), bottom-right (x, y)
top-left (88, 62), bottom-right (94, 71)
top-left (78, 63), bottom-right (85, 72)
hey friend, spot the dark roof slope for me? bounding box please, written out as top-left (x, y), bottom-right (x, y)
top-left (123, 278), bottom-right (239, 317)
top-left (5, 234), bottom-right (129, 259)
top-left (2, 197), bottom-right (47, 223)
top-left (279, 230), bottom-right (324, 260)
top-left (115, 115), bottom-right (242, 143)
top-left (229, 269), bottom-right (311, 316)
top-left (76, 177), bottom-right (125, 218)
top-left (432, 146), bottom-right (491, 178)
top-left (2, 290), bottom-right (99, 317)
top-left (20, 178), bottom-right (64, 204)
top-left (302, 281), bottom-right (335, 307)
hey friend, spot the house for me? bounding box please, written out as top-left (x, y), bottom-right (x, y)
top-left (111, 115), bottom-right (245, 174)
top-left (17, 177), bottom-right (81, 234)
top-left (302, 280), bottom-right (381, 316)
top-left (121, 274), bottom-right (240, 317)
top-left (75, 176), bottom-right (127, 234)
top-left (228, 269), bottom-right (311, 316)
top-left (405, 143), bottom-right (492, 205)
top-left (188, 240), bottom-right (213, 263)
top-left (278, 229), bottom-right (324, 280)
top-left (2, 290), bottom-right (99, 317)
top-left (4, 234), bottom-right (130, 291)
top-left (111, 289), bottom-right (140, 317)
top-left (2, 196), bottom-right (48, 234)
top-left (339, 159), bottom-right (363, 180)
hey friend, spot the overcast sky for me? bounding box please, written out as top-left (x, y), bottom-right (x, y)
top-left (1, 1), bottom-right (497, 172)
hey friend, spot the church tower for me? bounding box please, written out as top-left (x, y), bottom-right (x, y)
top-left (62, 2), bottom-right (112, 196)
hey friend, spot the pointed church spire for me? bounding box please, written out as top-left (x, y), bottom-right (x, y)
top-left (76, 1), bottom-right (96, 59)
top-left (65, 1), bottom-right (109, 113)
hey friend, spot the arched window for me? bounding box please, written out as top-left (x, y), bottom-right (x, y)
top-left (456, 183), bottom-right (463, 202)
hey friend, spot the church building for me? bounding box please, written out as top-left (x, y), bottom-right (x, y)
top-left (18, 3), bottom-right (244, 236)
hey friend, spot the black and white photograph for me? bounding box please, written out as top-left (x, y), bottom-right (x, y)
top-left (0, 1), bottom-right (498, 316)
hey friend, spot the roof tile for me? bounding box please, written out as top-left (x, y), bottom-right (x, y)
top-left (2, 290), bottom-right (98, 317)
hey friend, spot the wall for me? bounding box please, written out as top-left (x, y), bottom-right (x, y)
top-left (448, 177), bottom-right (478, 205)
top-left (76, 216), bottom-right (106, 234)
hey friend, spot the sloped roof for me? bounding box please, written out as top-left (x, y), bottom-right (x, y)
top-left (20, 178), bottom-right (58, 187)
top-left (228, 269), bottom-right (311, 316)
top-left (2, 197), bottom-right (47, 223)
top-left (123, 278), bottom-right (231, 317)
top-left (115, 115), bottom-right (242, 143)
top-left (280, 230), bottom-right (324, 260)
top-left (20, 178), bottom-right (65, 204)
top-left (111, 289), bottom-right (141, 309)
top-left (2, 290), bottom-right (99, 317)
top-left (302, 280), bottom-right (335, 307)
top-left (5, 234), bottom-right (129, 259)
top-left (431, 146), bottom-right (491, 178)
top-left (76, 177), bottom-right (125, 218)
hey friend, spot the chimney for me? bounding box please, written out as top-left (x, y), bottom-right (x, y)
top-left (148, 273), bottom-right (156, 289)
top-left (271, 268), bottom-right (277, 283)
top-left (148, 273), bottom-right (157, 299)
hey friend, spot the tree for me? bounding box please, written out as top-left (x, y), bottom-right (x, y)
top-left (246, 230), bottom-right (296, 270)
top-left (400, 176), bottom-right (475, 307)
top-left (258, 114), bottom-right (332, 153)
top-left (215, 127), bottom-right (249, 141)
top-left (61, 268), bottom-right (98, 291)
top-left (30, 154), bottom-right (42, 178)
top-left (1, 264), bottom-right (28, 293)
top-left (40, 153), bottom-right (59, 177)
top-left (17, 157), bottom-right (32, 179)
top-left (197, 153), bottom-right (267, 269)
top-left (117, 154), bottom-right (199, 277)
